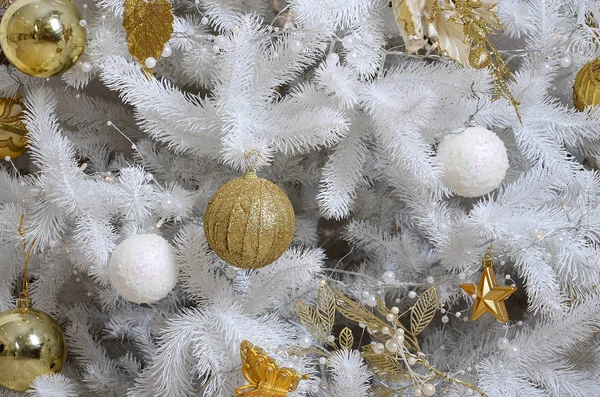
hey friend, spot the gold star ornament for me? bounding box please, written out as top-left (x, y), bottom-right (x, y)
top-left (461, 247), bottom-right (516, 323)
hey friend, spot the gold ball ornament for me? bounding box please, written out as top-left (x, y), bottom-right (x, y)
top-left (573, 57), bottom-right (600, 111)
top-left (0, 0), bottom-right (87, 78)
top-left (204, 171), bottom-right (295, 269)
top-left (0, 298), bottom-right (66, 392)
top-left (0, 97), bottom-right (28, 159)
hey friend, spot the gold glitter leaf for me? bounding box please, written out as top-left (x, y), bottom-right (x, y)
top-left (296, 300), bottom-right (330, 345)
top-left (317, 282), bottom-right (336, 335)
top-left (123, 0), bottom-right (174, 73)
top-left (332, 288), bottom-right (391, 338)
top-left (369, 385), bottom-right (398, 397)
top-left (362, 346), bottom-right (411, 383)
top-left (339, 327), bottom-right (354, 350)
top-left (410, 286), bottom-right (438, 336)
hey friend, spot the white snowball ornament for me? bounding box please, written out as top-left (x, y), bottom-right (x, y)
top-left (108, 234), bottom-right (178, 304)
top-left (437, 126), bottom-right (509, 197)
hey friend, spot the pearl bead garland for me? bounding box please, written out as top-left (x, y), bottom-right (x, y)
top-left (80, 62), bottom-right (92, 73)
top-left (299, 336), bottom-right (311, 349)
top-left (326, 53), bottom-right (339, 64)
top-left (144, 57), bottom-right (157, 68)
top-left (161, 44), bottom-right (172, 58)
top-left (382, 270), bottom-right (396, 283)
top-left (496, 337), bottom-right (510, 350)
top-left (506, 345), bottom-right (520, 358)
top-left (290, 39), bottom-right (303, 53)
top-left (341, 36), bottom-right (355, 49)
top-left (385, 339), bottom-right (398, 353)
top-left (422, 383), bottom-right (436, 396)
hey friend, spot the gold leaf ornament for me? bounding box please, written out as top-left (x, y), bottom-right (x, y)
top-left (236, 340), bottom-right (310, 397)
top-left (339, 327), bottom-right (354, 350)
top-left (410, 286), bottom-right (438, 335)
top-left (123, 0), bottom-right (174, 73)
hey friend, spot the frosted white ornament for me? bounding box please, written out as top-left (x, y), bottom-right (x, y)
top-left (437, 126), bottom-right (509, 197)
top-left (108, 234), bottom-right (178, 304)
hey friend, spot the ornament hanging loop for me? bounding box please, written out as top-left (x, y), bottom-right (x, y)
top-left (243, 148), bottom-right (268, 174)
top-left (482, 245), bottom-right (494, 268)
top-left (17, 213), bottom-right (36, 301)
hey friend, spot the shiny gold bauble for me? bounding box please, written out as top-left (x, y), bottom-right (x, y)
top-left (204, 171), bottom-right (295, 270)
top-left (0, 0), bottom-right (87, 78)
top-left (0, 97), bottom-right (28, 159)
top-left (573, 57), bottom-right (600, 111)
top-left (0, 298), bottom-right (67, 392)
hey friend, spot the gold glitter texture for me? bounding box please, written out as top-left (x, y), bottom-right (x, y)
top-left (573, 57), bottom-right (600, 111)
top-left (123, 0), bottom-right (174, 74)
top-left (204, 171), bottom-right (295, 269)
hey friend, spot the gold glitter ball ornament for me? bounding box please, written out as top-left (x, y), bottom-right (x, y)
top-left (573, 57), bottom-right (600, 111)
top-left (0, 298), bottom-right (67, 392)
top-left (204, 171), bottom-right (295, 270)
top-left (0, 0), bottom-right (87, 78)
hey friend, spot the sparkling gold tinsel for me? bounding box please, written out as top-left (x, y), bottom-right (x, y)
top-left (573, 57), bottom-right (600, 111)
top-left (0, 0), bottom-right (86, 77)
top-left (0, 96), bottom-right (28, 159)
top-left (236, 340), bottom-right (309, 396)
top-left (204, 171), bottom-right (295, 269)
top-left (0, 297), bottom-right (67, 392)
top-left (123, 0), bottom-right (174, 74)
top-left (461, 246), bottom-right (516, 322)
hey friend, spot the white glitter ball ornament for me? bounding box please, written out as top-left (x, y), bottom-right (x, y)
top-left (108, 234), bottom-right (178, 304)
top-left (437, 126), bottom-right (509, 197)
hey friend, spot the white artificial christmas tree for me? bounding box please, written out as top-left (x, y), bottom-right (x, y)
top-left (0, 0), bottom-right (598, 395)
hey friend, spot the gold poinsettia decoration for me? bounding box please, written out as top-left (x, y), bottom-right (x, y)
top-left (393, 0), bottom-right (520, 117)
